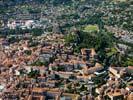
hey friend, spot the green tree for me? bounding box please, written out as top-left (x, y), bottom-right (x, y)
top-left (24, 50), bottom-right (32, 55)
top-left (31, 28), bottom-right (43, 36)
top-left (64, 32), bottom-right (80, 44)
top-left (28, 69), bottom-right (40, 78)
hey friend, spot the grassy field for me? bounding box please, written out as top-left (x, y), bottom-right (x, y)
top-left (83, 25), bottom-right (99, 32)
top-left (107, 48), bottom-right (118, 57)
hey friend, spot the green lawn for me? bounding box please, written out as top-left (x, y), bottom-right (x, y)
top-left (83, 25), bottom-right (99, 32)
top-left (107, 48), bottom-right (118, 57)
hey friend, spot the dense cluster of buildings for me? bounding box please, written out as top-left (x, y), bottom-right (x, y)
top-left (0, 33), bottom-right (132, 100)
top-left (7, 20), bottom-right (37, 29)
top-left (0, 0), bottom-right (99, 32)
top-left (105, 26), bottom-right (133, 44)
top-left (0, 0), bottom-right (132, 100)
